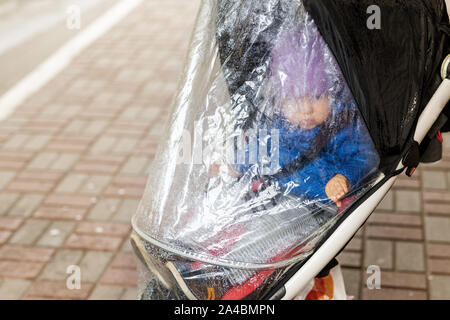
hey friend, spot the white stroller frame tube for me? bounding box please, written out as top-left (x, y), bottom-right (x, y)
top-left (282, 78), bottom-right (450, 300)
top-left (414, 80), bottom-right (450, 142)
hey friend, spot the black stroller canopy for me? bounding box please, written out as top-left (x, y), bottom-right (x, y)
top-left (304, 0), bottom-right (449, 172)
top-left (217, 0), bottom-right (449, 173)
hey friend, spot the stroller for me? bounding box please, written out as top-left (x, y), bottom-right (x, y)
top-left (131, 0), bottom-right (450, 300)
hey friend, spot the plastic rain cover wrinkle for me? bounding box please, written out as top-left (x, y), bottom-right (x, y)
top-left (133, 0), bottom-right (382, 300)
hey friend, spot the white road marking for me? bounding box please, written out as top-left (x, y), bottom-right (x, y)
top-left (0, 0), bottom-right (143, 121)
top-left (0, 0), bottom-right (106, 56)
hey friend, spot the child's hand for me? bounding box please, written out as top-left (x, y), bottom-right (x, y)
top-left (325, 174), bottom-right (350, 208)
top-left (208, 161), bottom-right (240, 179)
top-left (208, 161), bottom-right (221, 178)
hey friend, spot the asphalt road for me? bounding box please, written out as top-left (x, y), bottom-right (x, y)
top-left (0, 0), bottom-right (117, 97)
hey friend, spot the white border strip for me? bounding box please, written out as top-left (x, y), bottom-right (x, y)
top-left (0, 0), bottom-right (143, 121)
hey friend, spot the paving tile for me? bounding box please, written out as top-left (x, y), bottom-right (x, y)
top-left (63, 119), bottom-right (86, 135)
top-left (376, 191), bottom-right (394, 211)
top-left (428, 258), bottom-right (450, 275)
top-left (9, 219), bottom-right (50, 245)
top-left (81, 155), bottom-right (125, 166)
top-left (79, 251), bottom-right (113, 283)
top-left (8, 194), bottom-right (44, 217)
top-left (60, 105), bottom-right (82, 119)
top-left (113, 138), bottom-right (138, 154)
top-left (36, 221), bottom-right (77, 247)
top-left (6, 179), bottom-right (55, 194)
top-left (429, 275), bottom-right (450, 299)
top-left (121, 287), bottom-right (138, 300)
top-left (395, 190), bottom-right (421, 213)
top-left (33, 206), bottom-right (87, 221)
top-left (65, 234), bottom-right (123, 252)
top-left (362, 288), bottom-right (427, 300)
top-left (113, 175), bottom-right (147, 188)
top-left (110, 252), bottom-right (136, 269)
top-left (0, 171), bottom-right (16, 190)
top-left (0, 231), bottom-right (11, 245)
top-left (27, 152), bottom-right (58, 170)
top-left (24, 280), bottom-right (94, 300)
top-left (120, 156), bottom-right (149, 175)
top-left (2, 134), bottom-right (29, 150)
top-left (121, 238), bottom-right (133, 253)
top-left (39, 249), bottom-right (84, 281)
top-left (375, 271), bottom-right (427, 290)
top-left (0, 261), bottom-right (45, 279)
top-left (338, 252), bottom-right (361, 268)
top-left (87, 198), bottom-right (121, 221)
top-left (113, 199), bottom-right (139, 222)
top-left (427, 243), bottom-right (450, 259)
top-left (73, 161), bottom-right (118, 174)
top-left (84, 120), bottom-right (109, 136)
top-left (55, 174), bottom-right (88, 193)
top-left (443, 133), bottom-right (450, 150)
top-left (424, 203), bottom-right (450, 217)
top-left (369, 212), bottom-right (422, 227)
top-left (89, 285), bottom-right (125, 300)
top-left (423, 160), bottom-right (450, 170)
top-left (89, 136), bottom-right (117, 154)
top-left (395, 242), bottom-right (425, 272)
top-left (23, 135), bottom-right (51, 151)
top-left (422, 170), bottom-right (448, 189)
top-left (341, 268), bottom-right (360, 299)
top-left (424, 217), bottom-right (450, 243)
top-left (100, 268), bottom-right (138, 287)
top-left (423, 191), bottom-right (450, 203)
top-left (366, 225), bottom-right (423, 241)
top-left (44, 195), bottom-right (94, 208)
top-left (46, 136), bottom-right (91, 154)
top-left (50, 154), bottom-right (80, 171)
top-left (0, 217), bottom-right (23, 231)
top-left (0, 193), bottom-right (20, 216)
top-left (0, 279), bottom-right (31, 299)
top-left (0, 245), bottom-right (54, 262)
top-left (17, 171), bottom-right (62, 182)
top-left (104, 185), bottom-right (144, 199)
top-left (79, 175), bottom-right (111, 195)
top-left (75, 222), bottom-right (131, 237)
top-left (0, 159), bottom-right (26, 170)
top-left (119, 107), bottom-right (142, 120)
top-left (364, 240), bottom-right (393, 269)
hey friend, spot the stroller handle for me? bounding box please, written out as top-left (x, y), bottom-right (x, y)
top-left (414, 78), bottom-right (450, 144)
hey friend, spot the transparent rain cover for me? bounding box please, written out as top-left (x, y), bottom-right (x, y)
top-left (133, 0), bottom-right (381, 300)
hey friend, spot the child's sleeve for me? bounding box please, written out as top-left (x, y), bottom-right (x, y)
top-left (276, 163), bottom-right (336, 200)
top-left (335, 118), bottom-right (380, 189)
top-left (231, 128), bottom-right (276, 176)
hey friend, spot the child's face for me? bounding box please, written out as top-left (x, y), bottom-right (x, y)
top-left (281, 95), bottom-right (330, 130)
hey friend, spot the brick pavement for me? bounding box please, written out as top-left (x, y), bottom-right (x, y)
top-left (0, 0), bottom-right (199, 300)
top-left (0, 0), bottom-right (449, 300)
top-left (341, 150), bottom-right (450, 299)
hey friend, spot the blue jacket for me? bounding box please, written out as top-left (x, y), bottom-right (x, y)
top-left (233, 103), bottom-right (380, 201)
